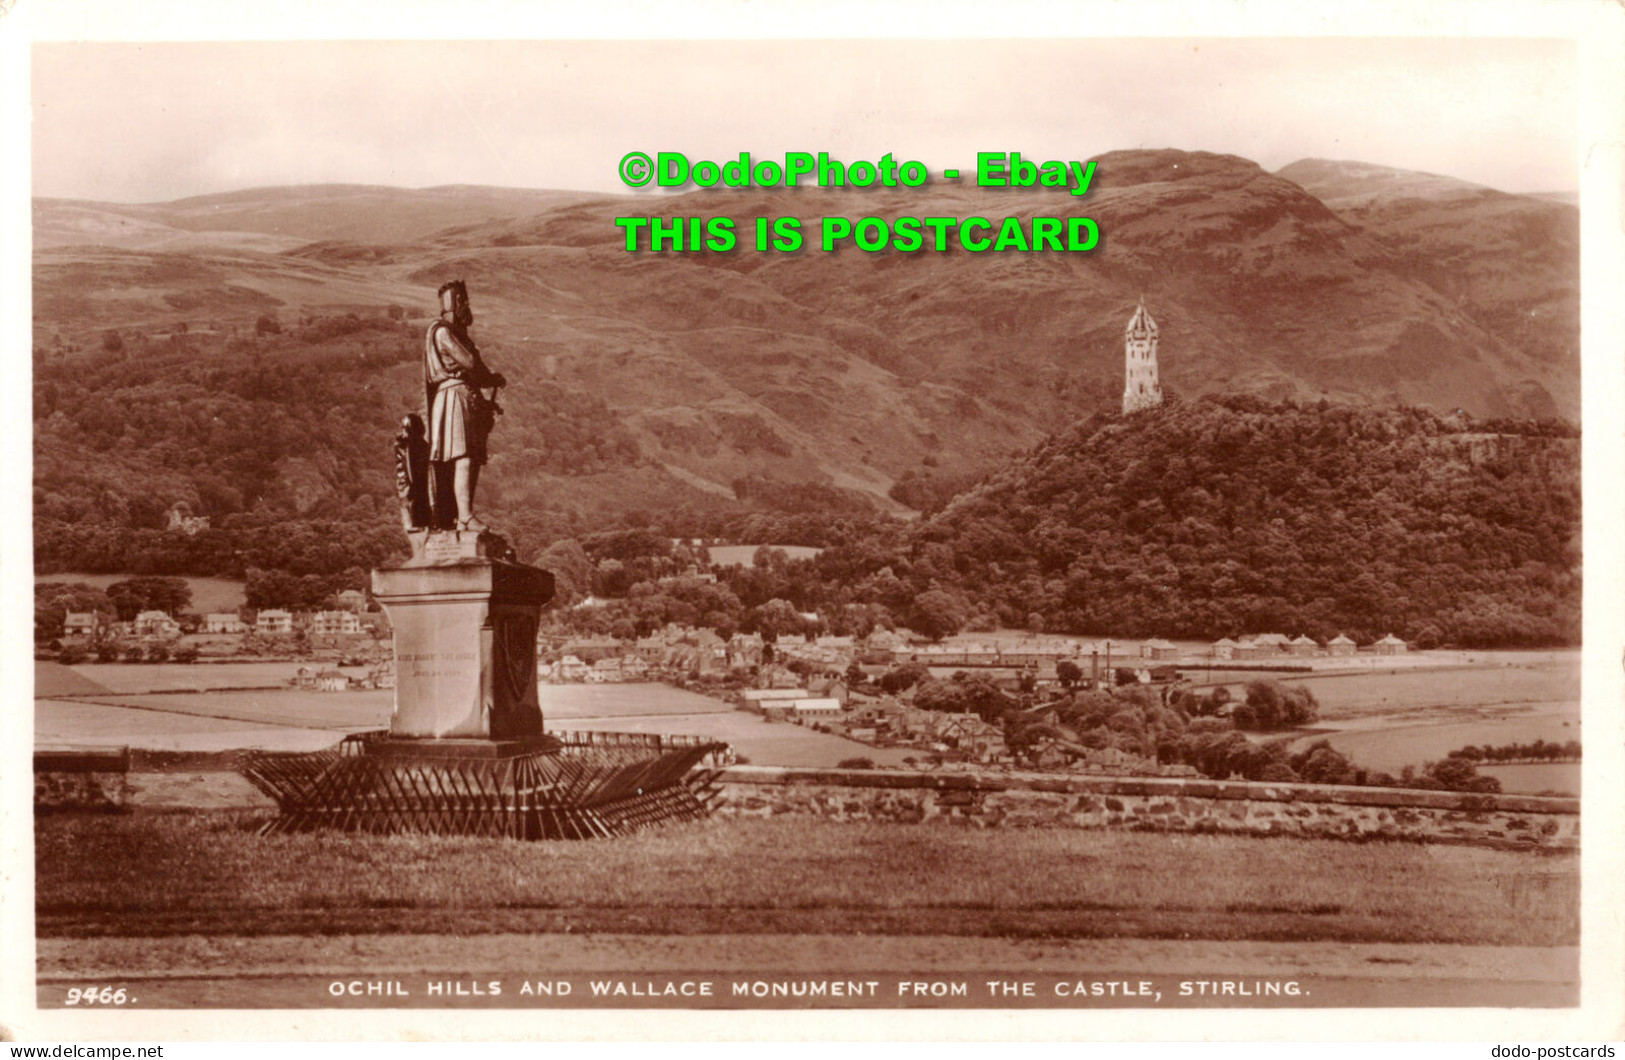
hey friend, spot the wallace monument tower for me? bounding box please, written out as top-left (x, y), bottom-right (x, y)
top-left (1122, 297), bottom-right (1163, 415)
top-left (242, 282), bottom-right (722, 839)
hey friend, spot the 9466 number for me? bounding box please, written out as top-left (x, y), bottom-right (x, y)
top-left (65, 986), bottom-right (132, 1005)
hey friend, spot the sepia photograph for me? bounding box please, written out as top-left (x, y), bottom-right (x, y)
top-left (6, 0), bottom-right (1624, 1044)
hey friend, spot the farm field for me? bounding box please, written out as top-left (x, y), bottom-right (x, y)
top-left (35, 698), bottom-right (354, 754)
top-left (1270, 657), bottom-right (1578, 722)
top-left (35, 667), bottom-right (896, 767)
top-left (42, 660), bottom-right (341, 695)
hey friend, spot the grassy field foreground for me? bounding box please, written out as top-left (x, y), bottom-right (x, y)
top-left (37, 814), bottom-right (1577, 947)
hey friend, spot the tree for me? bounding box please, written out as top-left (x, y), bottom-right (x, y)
top-left (101, 329), bottom-right (123, 353)
top-left (254, 314), bottom-right (282, 335)
top-left (538, 538), bottom-right (593, 605)
top-left (751, 599), bottom-right (802, 643)
top-left (909, 589), bottom-right (969, 642)
top-left (106, 577), bottom-right (192, 621)
top-left (1056, 660), bottom-right (1082, 688)
top-left (913, 678), bottom-right (968, 713)
top-left (878, 661), bottom-right (929, 694)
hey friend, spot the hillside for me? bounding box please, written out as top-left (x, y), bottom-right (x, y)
top-left (1275, 158), bottom-right (1578, 413)
top-left (33, 149), bottom-right (1579, 543)
top-left (891, 396), bottom-right (1579, 647)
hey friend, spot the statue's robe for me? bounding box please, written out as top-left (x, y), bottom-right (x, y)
top-left (424, 321), bottom-right (493, 465)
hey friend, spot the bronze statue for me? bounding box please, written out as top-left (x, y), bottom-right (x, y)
top-left (393, 413), bottom-right (431, 532)
top-left (424, 280), bottom-right (505, 532)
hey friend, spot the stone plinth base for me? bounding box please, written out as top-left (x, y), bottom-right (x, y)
top-left (371, 553), bottom-right (553, 741)
top-left (242, 731), bottom-right (725, 840)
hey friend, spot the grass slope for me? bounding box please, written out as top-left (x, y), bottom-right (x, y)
top-left (37, 815), bottom-right (1577, 947)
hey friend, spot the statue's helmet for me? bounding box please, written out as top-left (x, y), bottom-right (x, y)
top-left (438, 280), bottom-right (469, 317)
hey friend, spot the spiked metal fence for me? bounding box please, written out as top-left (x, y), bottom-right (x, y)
top-left (241, 731), bottom-right (726, 840)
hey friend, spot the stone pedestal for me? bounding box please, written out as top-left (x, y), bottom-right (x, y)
top-left (241, 529), bottom-right (724, 840)
top-left (371, 530), bottom-right (554, 741)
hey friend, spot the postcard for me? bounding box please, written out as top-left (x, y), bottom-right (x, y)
top-left (5, 0), bottom-right (1623, 1044)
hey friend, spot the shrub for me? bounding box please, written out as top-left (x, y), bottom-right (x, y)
top-left (837, 757), bottom-right (876, 770)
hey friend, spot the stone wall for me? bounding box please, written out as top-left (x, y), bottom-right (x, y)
top-left (713, 767), bottom-right (1579, 851)
top-left (34, 750), bottom-right (129, 813)
top-left (33, 752), bottom-right (1581, 852)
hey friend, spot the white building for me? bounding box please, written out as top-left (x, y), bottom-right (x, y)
top-left (740, 688), bottom-right (809, 706)
top-left (791, 698), bottom-right (843, 715)
top-left (203, 612), bottom-right (246, 634)
top-left (1372, 633), bottom-right (1409, 655)
top-left (133, 610), bottom-right (180, 637)
top-left (309, 610), bottom-right (362, 635)
top-left (315, 670), bottom-right (350, 692)
top-left (256, 609), bottom-right (294, 635)
top-left (64, 612), bottom-right (101, 636)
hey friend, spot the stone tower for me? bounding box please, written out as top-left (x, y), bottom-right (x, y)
top-left (1122, 297), bottom-right (1163, 415)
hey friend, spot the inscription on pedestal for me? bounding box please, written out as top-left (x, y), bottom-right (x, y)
top-left (372, 559), bottom-right (554, 740)
top-left (423, 535), bottom-right (465, 564)
top-left (401, 651), bottom-right (478, 680)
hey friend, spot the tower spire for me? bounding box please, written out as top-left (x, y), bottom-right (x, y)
top-left (1122, 299), bottom-right (1163, 415)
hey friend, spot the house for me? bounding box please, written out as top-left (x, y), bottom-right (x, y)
top-left (133, 610), bottom-right (180, 637)
top-left (556, 654), bottom-right (591, 681)
top-left (1372, 633), bottom-right (1409, 655)
top-left (309, 610), bottom-right (362, 636)
top-left (1288, 635), bottom-right (1320, 657)
top-left (335, 589), bottom-right (369, 613)
top-left (739, 687), bottom-right (809, 708)
top-left (1210, 637), bottom-right (1238, 660)
top-left (563, 637), bottom-right (624, 663)
top-left (763, 666), bottom-right (803, 689)
top-left (203, 612), bottom-right (246, 634)
top-left (1327, 634), bottom-right (1357, 657)
top-left (791, 698), bottom-right (843, 715)
top-left (315, 669), bottom-right (350, 692)
top-left (292, 665), bottom-right (317, 689)
top-left (1143, 638), bottom-right (1179, 660)
top-left (726, 632), bottom-right (766, 668)
top-left (807, 676), bottom-right (850, 704)
top-left (256, 609), bottom-right (294, 635)
top-left (366, 662), bottom-right (395, 689)
top-left (63, 612), bottom-right (101, 637)
top-left (932, 713), bottom-right (1005, 759)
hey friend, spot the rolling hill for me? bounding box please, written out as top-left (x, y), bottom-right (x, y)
top-left (33, 149), bottom-right (1579, 548)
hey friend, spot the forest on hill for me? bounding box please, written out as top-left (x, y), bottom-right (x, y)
top-left (549, 397), bottom-right (1579, 650)
top-left (35, 322), bottom-right (1580, 650)
top-left (893, 395), bottom-right (1579, 646)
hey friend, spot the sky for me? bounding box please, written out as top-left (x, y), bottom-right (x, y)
top-left (31, 37), bottom-right (1579, 203)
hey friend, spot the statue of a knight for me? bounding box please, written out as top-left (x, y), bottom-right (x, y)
top-left (425, 280), bottom-right (505, 532)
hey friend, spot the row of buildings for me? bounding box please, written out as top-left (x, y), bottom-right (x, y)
top-left (63, 607), bottom-right (371, 639)
top-left (890, 633), bottom-right (1408, 669)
